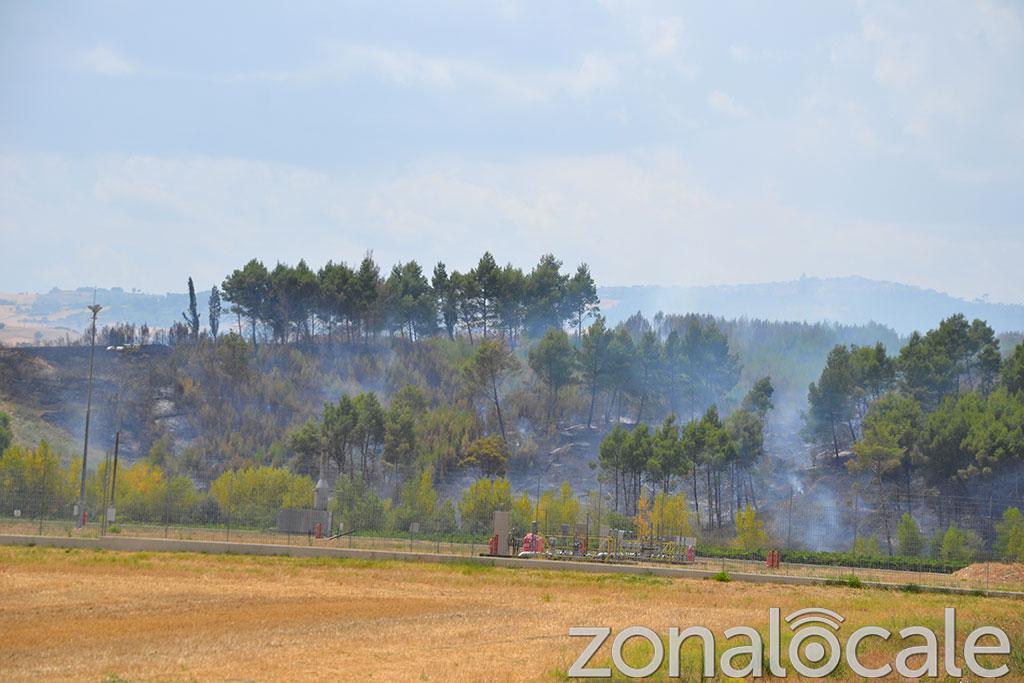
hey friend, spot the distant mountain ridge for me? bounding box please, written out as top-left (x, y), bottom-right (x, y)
top-left (599, 276), bottom-right (1024, 334)
top-left (1, 276), bottom-right (1021, 341)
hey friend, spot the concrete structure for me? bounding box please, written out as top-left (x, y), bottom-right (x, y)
top-left (493, 510), bottom-right (510, 556)
top-left (276, 508), bottom-right (333, 535)
top-left (314, 477), bottom-right (330, 511)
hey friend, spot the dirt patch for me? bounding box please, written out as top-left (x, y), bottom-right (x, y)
top-left (954, 562), bottom-right (1024, 586)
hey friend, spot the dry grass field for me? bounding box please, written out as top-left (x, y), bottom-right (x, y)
top-left (1, 546), bottom-right (1022, 682)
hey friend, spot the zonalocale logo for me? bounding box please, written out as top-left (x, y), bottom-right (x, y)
top-left (568, 607), bottom-right (1011, 679)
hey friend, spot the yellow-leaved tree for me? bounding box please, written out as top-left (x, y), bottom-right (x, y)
top-left (511, 492), bottom-right (533, 532)
top-left (537, 481), bottom-right (579, 534)
top-left (457, 477), bottom-right (513, 534)
top-left (734, 505), bottom-right (769, 551)
top-left (0, 441), bottom-right (69, 516)
top-left (211, 466), bottom-right (313, 527)
top-left (649, 491), bottom-right (692, 539)
top-left (634, 492), bottom-right (652, 538)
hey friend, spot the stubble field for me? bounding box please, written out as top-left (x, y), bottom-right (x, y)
top-left (1, 546), bottom-right (1022, 681)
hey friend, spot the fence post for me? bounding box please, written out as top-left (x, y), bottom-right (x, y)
top-left (36, 463), bottom-right (46, 536)
top-left (225, 475), bottom-right (232, 542)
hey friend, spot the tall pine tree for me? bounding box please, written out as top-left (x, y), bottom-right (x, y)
top-left (182, 277), bottom-right (200, 341)
top-left (208, 286), bottom-right (222, 338)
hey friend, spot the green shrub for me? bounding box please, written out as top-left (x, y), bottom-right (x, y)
top-left (995, 507), bottom-right (1024, 562)
top-left (694, 543), bottom-right (968, 574)
top-left (940, 526), bottom-right (981, 564)
top-left (605, 511), bottom-right (635, 534)
top-left (897, 514), bottom-right (926, 557)
top-left (851, 536), bottom-right (883, 558)
top-left (331, 475), bottom-right (390, 533)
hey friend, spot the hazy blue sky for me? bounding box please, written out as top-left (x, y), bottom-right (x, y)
top-left (2, 1), bottom-right (1022, 302)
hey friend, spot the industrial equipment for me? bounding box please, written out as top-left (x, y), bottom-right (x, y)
top-left (482, 513), bottom-right (698, 566)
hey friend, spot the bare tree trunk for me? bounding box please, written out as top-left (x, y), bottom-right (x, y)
top-left (706, 467), bottom-right (713, 532)
top-left (692, 468), bottom-right (701, 529)
top-left (587, 385), bottom-right (597, 428)
top-left (492, 375), bottom-right (507, 442)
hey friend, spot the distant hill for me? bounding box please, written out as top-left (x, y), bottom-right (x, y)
top-left (28, 287), bottom-right (199, 327)
top-left (599, 276), bottom-right (1024, 334)
top-left (0, 287), bottom-right (203, 345)
top-left (1, 276), bottom-right (1021, 345)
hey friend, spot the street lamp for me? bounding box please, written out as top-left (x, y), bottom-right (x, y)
top-left (76, 303), bottom-right (102, 527)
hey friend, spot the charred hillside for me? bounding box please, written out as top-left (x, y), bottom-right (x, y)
top-left (0, 345), bottom-right (176, 463)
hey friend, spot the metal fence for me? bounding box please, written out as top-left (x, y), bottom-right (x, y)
top-left (1, 484), bottom-right (1021, 594)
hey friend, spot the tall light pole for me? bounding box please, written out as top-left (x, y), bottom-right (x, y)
top-left (76, 303), bottom-right (102, 527)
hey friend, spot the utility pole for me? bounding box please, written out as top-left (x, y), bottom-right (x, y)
top-left (102, 430), bottom-right (120, 535)
top-left (76, 302), bottom-right (102, 527)
top-left (100, 445), bottom-right (112, 535)
top-left (110, 431), bottom-right (120, 513)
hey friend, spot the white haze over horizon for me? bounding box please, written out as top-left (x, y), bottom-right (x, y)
top-left (1, 2), bottom-right (1022, 304)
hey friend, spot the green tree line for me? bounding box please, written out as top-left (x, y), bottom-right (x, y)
top-left (804, 314), bottom-right (1024, 555)
top-left (215, 252), bottom-right (598, 347)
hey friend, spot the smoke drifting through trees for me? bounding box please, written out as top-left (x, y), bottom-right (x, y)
top-left (797, 315), bottom-right (1024, 555)
top-left (3, 248), bottom-right (1021, 560)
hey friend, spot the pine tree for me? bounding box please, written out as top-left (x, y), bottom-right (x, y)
top-left (208, 286), bottom-right (222, 338)
top-left (566, 263), bottom-right (599, 341)
top-left (182, 277), bottom-right (200, 340)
